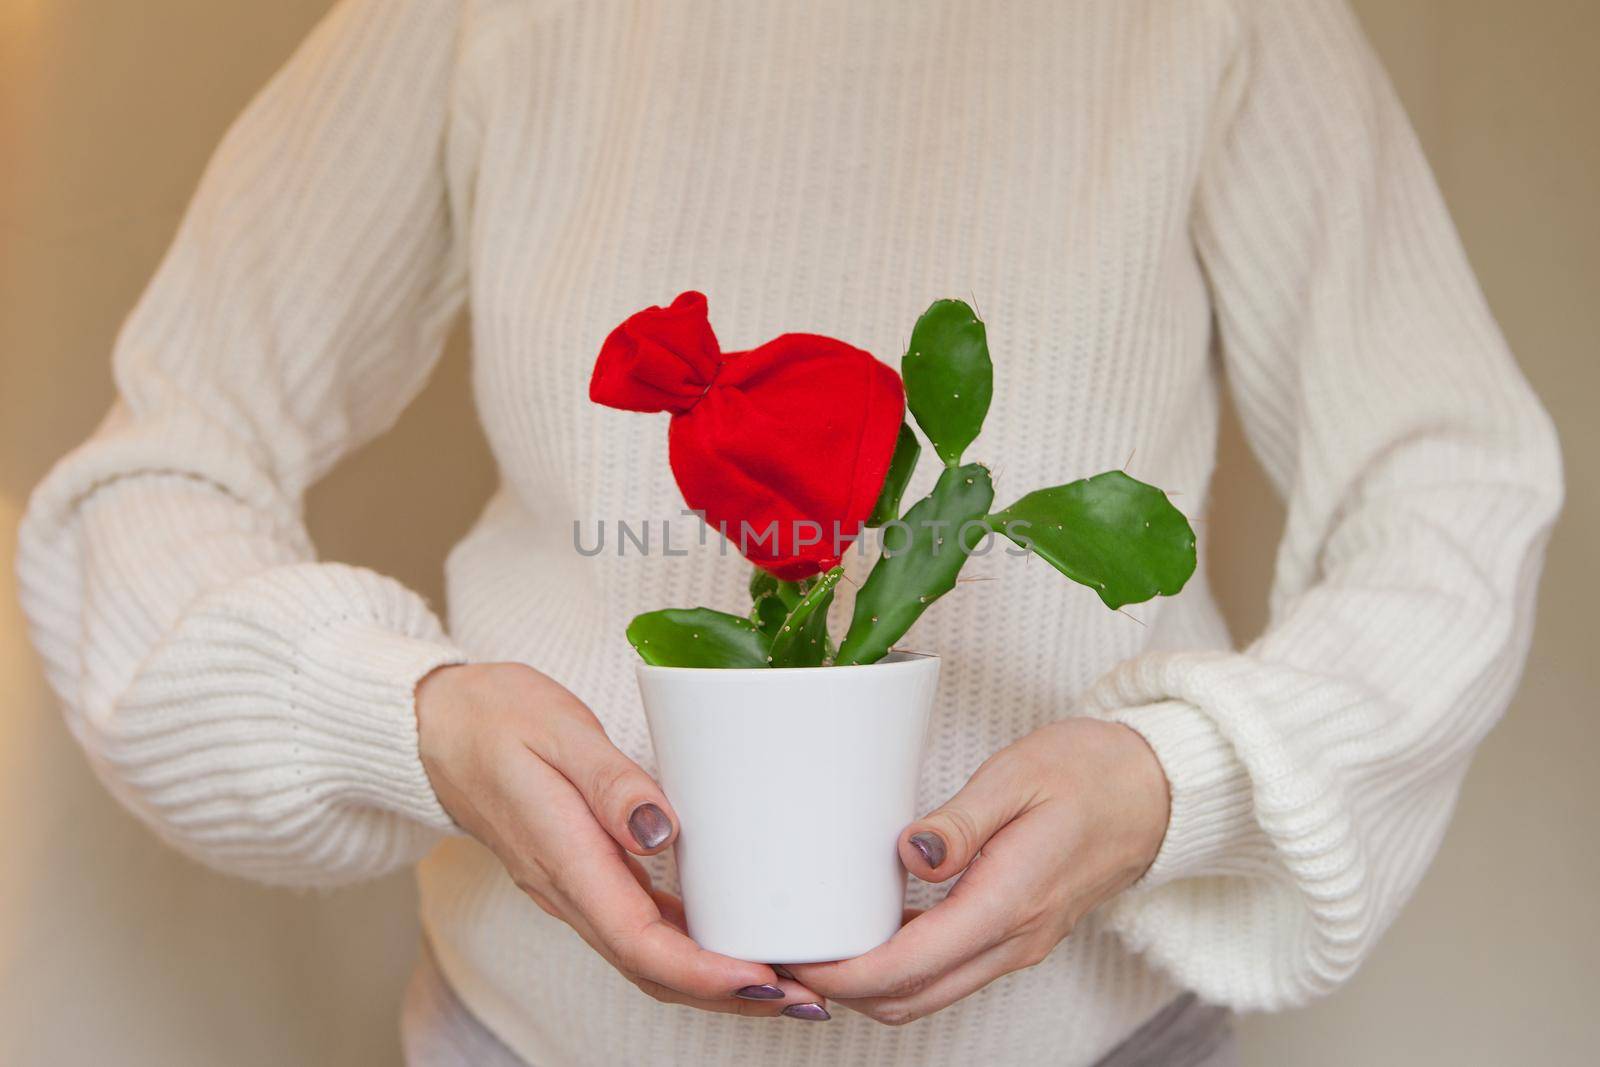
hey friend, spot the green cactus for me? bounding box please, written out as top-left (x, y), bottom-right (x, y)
top-left (627, 608), bottom-right (771, 668)
top-left (767, 565), bottom-right (844, 667)
top-left (619, 298), bottom-right (1198, 671)
top-left (867, 422), bottom-right (922, 527)
top-left (903, 299), bottom-right (993, 466)
top-left (835, 463), bottom-right (994, 665)
top-left (748, 568), bottom-right (801, 607)
top-left (987, 470), bottom-right (1196, 609)
top-left (748, 568), bottom-right (802, 639)
top-left (749, 568), bottom-right (777, 603)
top-left (750, 596), bottom-right (786, 640)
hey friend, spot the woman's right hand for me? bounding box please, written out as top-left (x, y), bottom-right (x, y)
top-left (416, 662), bottom-right (829, 1019)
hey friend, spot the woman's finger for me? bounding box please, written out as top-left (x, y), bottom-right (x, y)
top-left (551, 883), bottom-right (826, 1016)
top-left (495, 740), bottom-right (778, 1005)
top-left (540, 851), bottom-right (831, 1011)
top-left (650, 889), bottom-right (688, 932)
top-left (553, 837), bottom-right (792, 1002)
top-left (650, 890), bottom-right (835, 1008)
top-left (899, 746), bottom-right (1038, 882)
top-left (521, 684), bottom-right (680, 857)
top-left (792, 842), bottom-right (1023, 1000)
top-left (622, 851), bottom-right (654, 894)
top-left (631, 976), bottom-right (831, 1019)
top-left (834, 935), bottom-right (1035, 1027)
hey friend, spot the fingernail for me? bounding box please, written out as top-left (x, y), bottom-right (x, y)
top-left (628, 803), bottom-right (672, 850)
top-left (909, 831), bottom-right (946, 869)
top-left (782, 1003), bottom-right (830, 1021)
top-left (735, 984), bottom-right (785, 1000)
top-left (771, 965), bottom-right (796, 981)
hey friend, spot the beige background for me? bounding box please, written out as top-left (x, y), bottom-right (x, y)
top-left (2, 1), bottom-right (1594, 1063)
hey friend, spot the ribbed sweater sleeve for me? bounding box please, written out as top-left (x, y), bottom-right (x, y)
top-left (14, 0), bottom-right (479, 887)
top-left (1077, 0), bottom-right (1564, 1009)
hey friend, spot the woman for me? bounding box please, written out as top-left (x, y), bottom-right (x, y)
top-left (17, 0), bottom-right (1561, 1064)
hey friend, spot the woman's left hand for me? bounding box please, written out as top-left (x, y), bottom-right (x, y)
top-left (789, 717), bottom-right (1170, 1026)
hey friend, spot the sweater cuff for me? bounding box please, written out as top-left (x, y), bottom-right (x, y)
top-left (292, 615), bottom-right (466, 831)
top-left (1092, 699), bottom-right (1259, 887)
top-left (100, 561), bottom-right (470, 883)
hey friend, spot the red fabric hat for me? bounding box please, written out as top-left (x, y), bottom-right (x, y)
top-left (590, 292), bottom-right (905, 579)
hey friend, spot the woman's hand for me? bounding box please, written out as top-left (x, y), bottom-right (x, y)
top-left (416, 662), bottom-right (829, 1019)
top-left (790, 717), bottom-right (1170, 1026)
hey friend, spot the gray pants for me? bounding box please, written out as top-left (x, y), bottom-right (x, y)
top-left (402, 941), bottom-right (1238, 1067)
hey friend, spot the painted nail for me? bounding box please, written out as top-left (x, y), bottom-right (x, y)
top-left (909, 831), bottom-right (947, 869)
top-left (782, 1003), bottom-right (831, 1021)
top-left (628, 803), bottom-right (672, 850)
top-left (771, 965), bottom-right (796, 981)
top-left (735, 984), bottom-right (786, 1000)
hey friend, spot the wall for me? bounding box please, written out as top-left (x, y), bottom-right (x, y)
top-left (1, 1), bottom-right (1594, 1063)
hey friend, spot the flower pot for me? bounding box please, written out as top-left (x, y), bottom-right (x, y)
top-left (636, 652), bottom-right (939, 963)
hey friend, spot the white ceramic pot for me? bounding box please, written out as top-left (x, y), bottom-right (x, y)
top-left (636, 652), bottom-right (939, 964)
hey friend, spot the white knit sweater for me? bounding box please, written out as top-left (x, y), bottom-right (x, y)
top-left (17, 0), bottom-right (1562, 1063)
